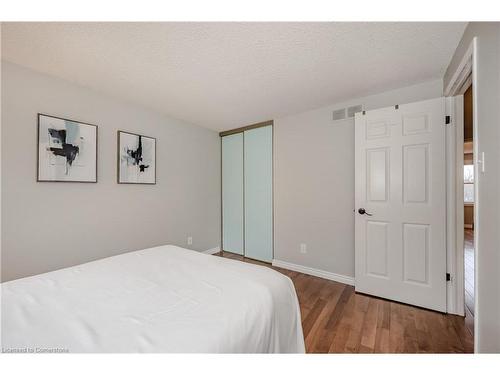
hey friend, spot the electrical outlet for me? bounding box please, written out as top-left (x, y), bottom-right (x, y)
top-left (300, 243), bottom-right (307, 254)
top-left (187, 236), bottom-right (193, 245)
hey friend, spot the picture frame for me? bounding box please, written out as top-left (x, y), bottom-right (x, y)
top-left (117, 130), bottom-right (156, 185)
top-left (37, 113), bottom-right (98, 183)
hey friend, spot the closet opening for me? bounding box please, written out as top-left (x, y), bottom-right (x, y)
top-left (220, 121), bottom-right (274, 263)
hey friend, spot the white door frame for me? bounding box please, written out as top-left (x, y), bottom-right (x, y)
top-left (444, 37), bottom-right (478, 349)
top-left (445, 95), bottom-right (464, 316)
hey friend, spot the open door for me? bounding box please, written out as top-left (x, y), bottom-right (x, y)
top-left (354, 97), bottom-right (447, 312)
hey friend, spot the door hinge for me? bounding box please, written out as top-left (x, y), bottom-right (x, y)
top-left (446, 273), bottom-right (451, 281)
top-left (445, 115), bottom-right (451, 125)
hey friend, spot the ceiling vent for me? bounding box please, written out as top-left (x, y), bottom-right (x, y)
top-left (332, 108), bottom-right (346, 121)
top-left (332, 104), bottom-right (363, 122)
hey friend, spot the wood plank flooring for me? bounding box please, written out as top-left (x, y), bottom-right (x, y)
top-left (215, 251), bottom-right (474, 353)
top-left (464, 228), bottom-right (475, 337)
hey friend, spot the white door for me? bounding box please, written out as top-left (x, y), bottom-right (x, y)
top-left (354, 97), bottom-right (447, 312)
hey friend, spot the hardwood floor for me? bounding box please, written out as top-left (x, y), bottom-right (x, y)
top-left (216, 251), bottom-right (474, 353)
top-left (464, 228), bottom-right (475, 337)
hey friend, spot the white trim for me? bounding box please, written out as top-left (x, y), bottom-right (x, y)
top-left (445, 95), bottom-right (465, 316)
top-left (455, 95), bottom-right (466, 317)
top-left (460, 75), bottom-right (473, 96)
top-left (471, 37), bottom-right (479, 353)
top-left (272, 259), bottom-right (354, 286)
top-left (464, 224), bottom-right (474, 229)
top-left (0, 25), bottom-right (2, 284)
top-left (203, 247), bottom-right (221, 255)
top-left (444, 40), bottom-right (474, 96)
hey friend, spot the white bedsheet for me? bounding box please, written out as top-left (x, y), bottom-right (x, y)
top-left (1, 245), bottom-right (304, 353)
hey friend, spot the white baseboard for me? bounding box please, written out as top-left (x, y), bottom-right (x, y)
top-left (203, 247), bottom-right (221, 255)
top-left (272, 259), bottom-right (354, 286)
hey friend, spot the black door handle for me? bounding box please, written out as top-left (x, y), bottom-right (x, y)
top-left (358, 208), bottom-right (373, 216)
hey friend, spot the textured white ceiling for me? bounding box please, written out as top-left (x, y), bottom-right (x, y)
top-left (2, 22), bottom-right (466, 131)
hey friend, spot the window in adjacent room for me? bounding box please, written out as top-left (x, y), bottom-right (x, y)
top-left (464, 164), bottom-right (474, 203)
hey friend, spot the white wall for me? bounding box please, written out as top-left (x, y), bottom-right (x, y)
top-left (444, 22), bottom-right (500, 353)
top-left (273, 79), bottom-right (443, 280)
top-left (1, 62), bottom-right (221, 282)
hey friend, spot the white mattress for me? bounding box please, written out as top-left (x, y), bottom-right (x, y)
top-left (1, 245), bottom-right (305, 353)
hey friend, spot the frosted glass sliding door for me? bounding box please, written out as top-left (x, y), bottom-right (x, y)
top-left (222, 134), bottom-right (244, 255)
top-left (244, 126), bottom-right (273, 262)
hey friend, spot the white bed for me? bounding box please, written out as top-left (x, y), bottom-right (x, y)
top-left (1, 245), bottom-right (305, 353)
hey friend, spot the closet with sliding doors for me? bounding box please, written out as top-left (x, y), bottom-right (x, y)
top-left (221, 121), bottom-right (273, 262)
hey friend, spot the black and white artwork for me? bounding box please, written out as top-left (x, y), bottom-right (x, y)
top-left (37, 114), bottom-right (97, 182)
top-left (117, 131), bottom-right (156, 184)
